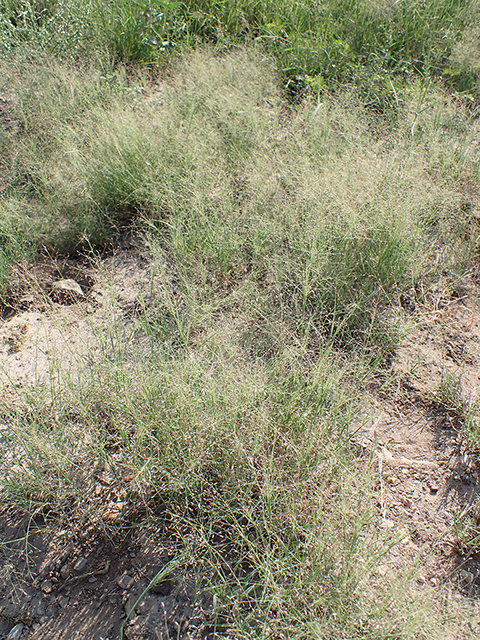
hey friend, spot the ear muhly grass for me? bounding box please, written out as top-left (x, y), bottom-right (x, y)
top-left (0, 47), bottom-right (479, 638)
top-left (0, 340), bottom-right (454, 638)
top-left (2, 49), bottom-right (478, 337)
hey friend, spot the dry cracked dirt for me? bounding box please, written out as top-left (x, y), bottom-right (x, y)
top-left (2, 244), bottom-right (480, 638)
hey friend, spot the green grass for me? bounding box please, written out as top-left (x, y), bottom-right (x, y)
top-left (1, 0), bottom-right (480, 101)
top-left (1, 49), bottom-right (478, 338)
top-left (0, 310), bottom-right (456, 638)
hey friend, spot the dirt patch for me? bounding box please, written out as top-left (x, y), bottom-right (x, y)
top-left (0, 242), bottom-right (169, 399)
top-left (353, 273), bottom-right (480, 637)
top-left (0, 509), bottom-right (216, 640)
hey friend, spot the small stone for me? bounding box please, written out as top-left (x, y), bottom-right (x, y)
top-left (60, 563), bottom-right (73, 579)
top-left (31, 596), bottom-right (46, 616)
top-left (6, 623), bottom-right (24, 640)
top-left (151, 579), bottom-right (172, 595)
top-left (41, 580), bottom-right (53, 594)
top-left (74, 557), bottom-right (87, 572)
top-left (459, 569), bottom-right (474, 585)
top-left (400, 496), bottom-right (413, 509)
top-left (88, 577), bottom-right (97, 583)
top-left (50, 279), bottom-right (84, 304)
top-left (124, 593), bottom-right (138, 616)
top-left (59, 596), bottom-right (70, 608)
top-left (116, 573), bottom-right (135, 590)
top-left (449, 454), bottom-right (475, 473)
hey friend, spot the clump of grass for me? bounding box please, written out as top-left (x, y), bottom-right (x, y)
top-left (0, 319), bottom-right (457, 638)
top-left (0, 46), bottom-right (479, 637)
top-left (2, 49), bottom-right (479, 344)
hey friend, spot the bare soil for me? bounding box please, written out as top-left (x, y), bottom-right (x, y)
top-left (354, 273), bottom-right (480, 637)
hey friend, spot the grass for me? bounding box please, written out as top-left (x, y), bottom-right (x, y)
top-left (2, 49), bottom-right (478, 334)
top-left (0, 2), bottom-right (480, 638)
top-left (1, 0), bottom-right (480, 101)
top-left (0, 308), bottom-right (456, 638)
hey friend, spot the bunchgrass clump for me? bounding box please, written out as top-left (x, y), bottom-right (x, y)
top-left (0, 319), bottom-right (455, 638)
top-left (2, 49), bottom-right (479, 342)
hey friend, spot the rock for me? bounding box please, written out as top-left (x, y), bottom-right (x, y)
top-left (30, 596), bottom-right (46, 617)
top-left (400, 496), bottom-right (413, 509)
top-left (6, 623), bottom-right (24, 640)
top-left (116, 573), bottom-right (135, 590)
top-left (41, 580), bottom-right (53, 594)
top-left (50, 279), bottom-right (84, 304)
top-left (73, 557), bottom-right (87, 572)
top-left (124, 593), bottom-right (138, 616)
top-left (60, 563), bottom-right (73, 579)
top-left (449, 454), bottom-right (475, 474)
top-left (59, 596), bottom-right (70, 608)
top-left (151, 579), bottom-right (172, 595)
top-left (459, 569), bottom-right (474, 585)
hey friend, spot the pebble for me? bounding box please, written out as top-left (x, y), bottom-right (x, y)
top-left (41, 580), bottom-right (53, 594)
top-left (60, 563), bottom-right (73, 579)
top-left (151, 579), bottom-right (172, 595)
top-left (6, 624), bottom-right (24, 640)
top-left (74, 557), bottom-right (87, 572)
top-left (116, 573), bottom-right (135, 590)
top-left (449, 454), bottom-right (475, 473)
top-left (31, 596), bottom-right (46, 616)
top-left (51, 279), bottom-right (84, 299)
top-left (59, 596), bottom-right (70, 608)
top-left (459, 569), bottom-right (474, 585)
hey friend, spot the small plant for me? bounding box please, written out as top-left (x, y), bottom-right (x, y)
top-left (433, 370), bottom-right (480, 447)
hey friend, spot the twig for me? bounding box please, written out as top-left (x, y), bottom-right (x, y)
top-left (57, 560), bottom-right (111, 593)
